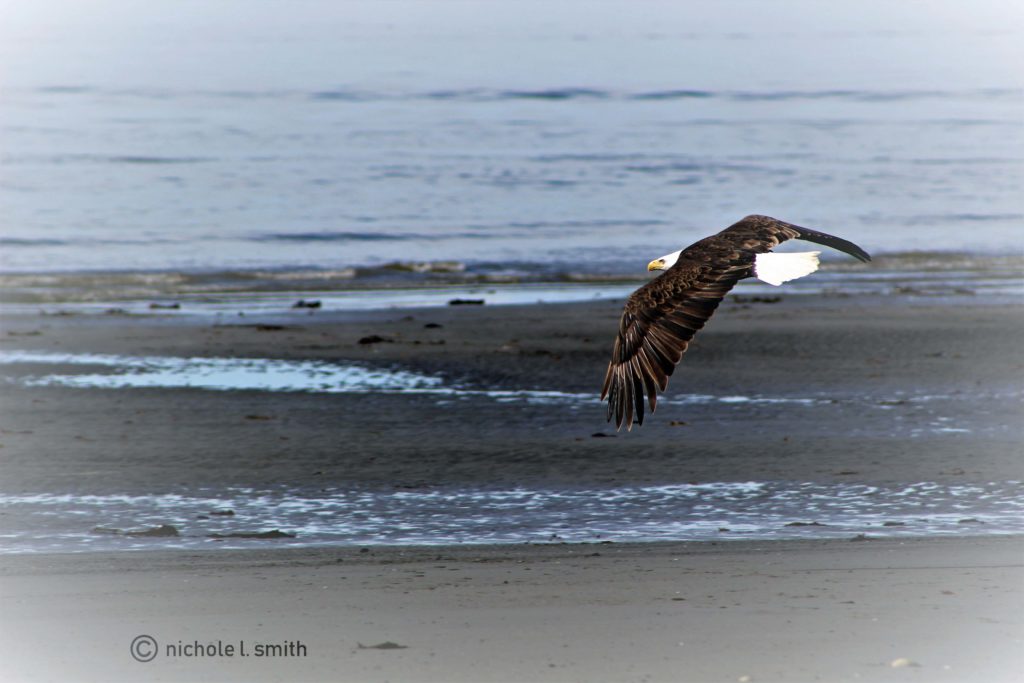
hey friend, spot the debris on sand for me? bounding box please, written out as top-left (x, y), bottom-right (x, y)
top-left (292, 299), bottom-right (321, 309)
top-left (126, 528), bottom-right (181, 536)
top-left (357, 641), bottom-right (408, 650)
top-left (358, 334), bottom-right (393, 345)
top-left (889, 657), bottom-right (920, 668)
top-left (448, 298), bottom-right (484, 306)
top-left (207, 530), bottom-right (295, 539)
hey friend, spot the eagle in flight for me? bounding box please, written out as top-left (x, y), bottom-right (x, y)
top-left (601, 214), bottom-right (871, 430)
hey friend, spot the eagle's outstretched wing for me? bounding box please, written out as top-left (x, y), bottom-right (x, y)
top-left (600, 215), bottom-right (870, 430)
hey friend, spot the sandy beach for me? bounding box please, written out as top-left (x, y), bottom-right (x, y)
top-left (1, 293), bottom-right (1023, 681)
top-left (1, 537), bottom-right (1022, 682)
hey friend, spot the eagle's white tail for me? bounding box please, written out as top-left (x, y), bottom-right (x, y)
top-left (754, 251), bottom-right (821, 286)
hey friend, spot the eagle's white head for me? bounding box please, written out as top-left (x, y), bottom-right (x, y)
top-left (647, 249), bottom-right (682, 272)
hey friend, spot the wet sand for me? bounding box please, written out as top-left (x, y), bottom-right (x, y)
top-left (1, 293), bottom-right (1023, 680)
top-left (0, 294), bottom-right (1021, 492)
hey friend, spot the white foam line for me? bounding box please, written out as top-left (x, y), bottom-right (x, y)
top-left (0, 351), bottom-right (139, 366)
top-left (0, 351), bottom-right (819, 406)
top-left (1, 351), bottom-right (989, 409)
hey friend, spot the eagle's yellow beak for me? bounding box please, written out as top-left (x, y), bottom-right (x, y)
top-left (647, 259), bottom-right (666, 272)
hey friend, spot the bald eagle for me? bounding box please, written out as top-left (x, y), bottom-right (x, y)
top-left (601, 215), bottom-right (871, 430)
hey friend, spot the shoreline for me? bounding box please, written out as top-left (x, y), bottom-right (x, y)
top-left (0, 250), bottom-right (1020, 313)
top-left (1, 525), bottom-right (1023, 558)
top-left (2, 532), bottom-right (1022, 565)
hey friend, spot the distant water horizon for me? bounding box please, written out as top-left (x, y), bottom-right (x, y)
top-left (1, 1), bottom-right (1021, 280)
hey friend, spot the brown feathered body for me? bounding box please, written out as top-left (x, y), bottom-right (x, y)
top-left (600, 215), bottom-right (871, 430)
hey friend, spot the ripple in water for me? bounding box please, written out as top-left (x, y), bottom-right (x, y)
top-left (1, 481), bottom-right (1021, 554)
top-left (0, 351), bottom-right (840, 406)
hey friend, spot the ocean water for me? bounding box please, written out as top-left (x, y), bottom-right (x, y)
top-left (3, 481), bottom-right (1023, 554)
top-left (1, 0), bottom-right (1022, 303)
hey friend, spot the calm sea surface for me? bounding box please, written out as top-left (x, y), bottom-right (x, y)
top-left (1, 1), bottom-right (1021, 297)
